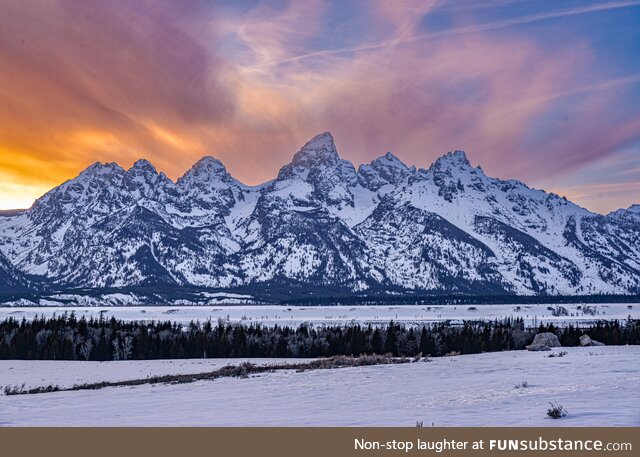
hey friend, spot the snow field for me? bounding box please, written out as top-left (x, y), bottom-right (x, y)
top-left (1, 303), bottom-right (637, 327)
top-left (1, 346), bottom-right (638, 426)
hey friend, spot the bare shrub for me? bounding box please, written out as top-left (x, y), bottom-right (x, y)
top-left (547, 402), bottom-right (567, 419)
top-left (4, 384), bottom-right (26, 395)
top-left (4, 383), bottom-right (60, 396)
top-left (547, 351), bottom-right (568, 358)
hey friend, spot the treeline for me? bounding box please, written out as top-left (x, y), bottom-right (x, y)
top-left (4, 285), bottom-right (640, 305)
top-left (0, 315), bottom-right (638, 361)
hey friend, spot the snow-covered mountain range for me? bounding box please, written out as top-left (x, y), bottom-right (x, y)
top-left (1, 132), bottom-right (639, 300)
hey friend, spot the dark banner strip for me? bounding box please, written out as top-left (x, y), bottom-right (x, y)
top-left (0, 427), bottom-right (637, 457)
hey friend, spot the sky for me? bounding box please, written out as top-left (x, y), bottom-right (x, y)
top-left (0, 0), bottom-right (639, 214)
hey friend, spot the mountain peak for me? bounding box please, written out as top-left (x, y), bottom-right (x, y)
top-left (446, 150), bottom-right (471, 164)
top-left (304, 131), bottom-right (334, 149)
top-left (380, 151), bottom-right (407, 167)
top-left (430, 149), bottom-right (472, 171)
top-left (178, 155), bottom-right (236, 187)
top-left (190, 156), bottom-right (227, 174)
top-left (609, 203), bottom-right (640, 220)
top-left (358, 151), bottom-right (414, 190)
top-left (289, 132), bottom-right (339, 168)
top-left (274, 132), bottom-right (358, 204)
top-left (130, 159), bottom-right (157, 174)
top-left (79, 161), bottom-right (124, 177)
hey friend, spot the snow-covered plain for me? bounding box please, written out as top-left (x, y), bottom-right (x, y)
top-left (1, 303), bottom-right (636, 327)
top-left (1, 346), bottom-right (638, 426)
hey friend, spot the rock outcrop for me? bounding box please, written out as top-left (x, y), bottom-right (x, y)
top-left (526, 332), bottom-right (561, 351)
top-left (579, 334), bottom-right (605, 347)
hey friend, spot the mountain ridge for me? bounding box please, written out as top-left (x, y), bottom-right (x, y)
top-left (1, 132), bottom-right (638, 301)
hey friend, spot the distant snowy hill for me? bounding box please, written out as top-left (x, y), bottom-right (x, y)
top-left (0, 132), bottom-right (639, 299)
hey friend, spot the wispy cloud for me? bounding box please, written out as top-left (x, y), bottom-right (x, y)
top-left (450, 0), bottom-right (640, 33)
top-left (273, 0), bottom-right (640, 65)
top-left (550, 181), bottom-right (640, 213)
top-left (474, 73), bottom-right (640, 128)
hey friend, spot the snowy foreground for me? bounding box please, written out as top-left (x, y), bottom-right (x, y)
top-left (1, 303), bottom-right (637, 327)
top-left (1, 346), bottom-right (638, 426)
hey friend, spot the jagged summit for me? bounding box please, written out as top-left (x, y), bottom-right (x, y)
top-left (273, 132), bottom-right (357, 206)
top-left (79, 161), bottom-right (124, 177)
top-left (289, 132), bottom-right (339, 168)
top-left (178, 156), bottom-right (232, 183)
top-left (608, 203), bottom-right (640, 219)
top-left (303, 131), bottom-right (334, 149)
top-left (359, 151), bottom-right (415, 190)
top-left (430, 149), bottom-right (472, 170)
top-left (379, 151), bottom-right (405, 166)
top-left (175, 156), bottom-right (248, 213)
top-left (361, 151), bottom-right (412, 168)
top-left (192, 155), bottom-right (226, 170)
top-left (130, 159), bottom-right (157, 174)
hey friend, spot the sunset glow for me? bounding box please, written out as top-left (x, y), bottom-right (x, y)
top-left (1, 0), bottom-right (639, 213)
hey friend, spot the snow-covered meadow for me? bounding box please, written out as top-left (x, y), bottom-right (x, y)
top-left (1, 346), bottom-right (638, 426)
top-left (1, 303), bottom-right (638, 426)
top-left (1, 302), bottom-right (637, 327)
